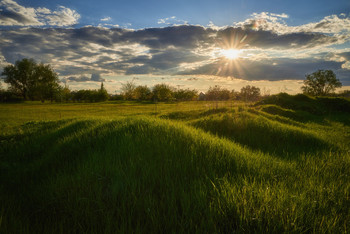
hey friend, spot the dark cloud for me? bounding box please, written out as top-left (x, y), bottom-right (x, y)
top-left (339, 52), bottom-right (350, 60)
top-left (0, 25), bottom-right (349, 82)
top-left (180, 58), bottom-right (349, 82)
top-left (0, 9), bottom-right (33, 25)
top-left (124, 49), bottom-right (209, 74)
top-left (91, 73), bottom-right (105, 82)
top-left (125, 65), bottom-right (156, 75)
top-left (67, 75), bottom-right (90, 82)
top-left (122, 25), bottom-right (214, 49)
top-left (66, 73), bottom-right (105, 82)
top-left (216, 27), bottom-right (339, 49)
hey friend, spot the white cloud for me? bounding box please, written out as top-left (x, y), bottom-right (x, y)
top-left (270, 13), bottom-right (289, 18)
top-left (36, 7), bottom-right (51, 14)
top-left (45, 6), bottom-right (80, 26)
top-left (0, 0), bottom-right (80, 26)
top-left (100, 17), bottom-right (111, 22)
top-left (157, 16), bottom-right (188, 25)
top-left (236, 12), bottom-right (350, 36)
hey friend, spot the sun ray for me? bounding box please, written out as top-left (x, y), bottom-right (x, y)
top-left (221, 49), bottom-right (241, 60)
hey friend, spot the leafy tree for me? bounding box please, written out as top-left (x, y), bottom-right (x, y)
top-left (1, 58), bottom-right (36, 99)
top-left (59, 85), bottom-right (72, 102)
top-left (31, 63), bottom-right (60, 102)
top-left (230, 89), bottom-right (240, 100)
top-left (301, 70), bottom-right (342, 96)
top-left (121, 81), bottom-right (136, 100)
top-left (97, 82), bottom-right (109, 101)
top-left (134, 85), bottom-right (152, 101)
top-left (173, 88), bottom-right (198, 101)
top-left (1, 58), bottom-right (60, 101)
top-left (152, 83), bottom-right (173, 101)
top-left (240, 85), bottom-right (261, 101)
top-left (206, 86), bottom-right (231, 100)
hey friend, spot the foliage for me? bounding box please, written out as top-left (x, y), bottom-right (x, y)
top-left (240, 85), bottom-right (261, 101)
top-left (68, 83), bottom-right (108, 103)
top-left (336, 90), bottom-right (350, 98)
top-left (301, 69), bottom-right (342, 96)
top-left (98, 82), bottom-right (109, 101)
top-left (121, 81), bottom-right (136, 100)
top-left (0, 89), bottom-right (24, 102)
top-left (1, 58), bottom-right (60, 101)
top-left (152, 83), bottom-right (174, 101)
top-left (57, 85), bottom-right (72, 102)
top-left (134, 85), bottom-right (152, 101)
top-left (173, 88), bottom-right (198, 101)
top-left (205, 85), bottom-right (231, 100)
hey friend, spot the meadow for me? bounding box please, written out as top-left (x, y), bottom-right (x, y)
top-left (0, 94), bottom-right (349, 233)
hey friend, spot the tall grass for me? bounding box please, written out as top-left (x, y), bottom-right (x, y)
top-left (0, 97), bottom-right (349, 233)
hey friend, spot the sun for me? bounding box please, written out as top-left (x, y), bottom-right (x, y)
top-left (221, 49), bottom-right (241, 60)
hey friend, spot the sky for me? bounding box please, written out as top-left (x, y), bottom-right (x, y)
top-left (0, 0), bottom-right (350, 94)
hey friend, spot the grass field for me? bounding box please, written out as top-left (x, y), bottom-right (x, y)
top-left (1, 94), bottom-right (349, 233)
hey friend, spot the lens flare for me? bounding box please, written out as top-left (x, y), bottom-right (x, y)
top-left (221, 49), bottom-right (241, 59)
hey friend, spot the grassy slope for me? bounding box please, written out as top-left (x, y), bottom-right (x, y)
top-left (0, 96), bottom-right (349, 233)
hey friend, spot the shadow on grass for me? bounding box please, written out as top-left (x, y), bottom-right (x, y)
top-left (0, 118), bottom-right (239, 233)
top-left (191, 113), bottom-right (337, 159)
top-left (256, 93), bottom-right (350, 126)
top-left (160, 108), bottom-right (229, 120)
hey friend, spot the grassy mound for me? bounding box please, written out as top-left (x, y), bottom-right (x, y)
top-left (257, 93), bottom-right (350, 115)
top-left (1, 116), bottom-right (349, 233)
top-left (191, 111), bottom-right (336, 157)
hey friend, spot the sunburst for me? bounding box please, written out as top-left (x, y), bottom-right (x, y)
top-left (221, 49), bottom-right (241, 60)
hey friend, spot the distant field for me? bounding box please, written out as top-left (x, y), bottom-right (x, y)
top-left (1, 95), bottom-right (349, 233)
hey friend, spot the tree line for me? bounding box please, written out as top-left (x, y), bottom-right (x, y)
top-left (0, 58), bottom-right (345, 103)
top-left (116, 81), bottom-right (263, 102)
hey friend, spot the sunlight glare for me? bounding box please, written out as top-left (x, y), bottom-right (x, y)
top-left (221, 49), bottom-right (241, 60)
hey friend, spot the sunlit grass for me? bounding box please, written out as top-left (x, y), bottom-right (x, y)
top-left (0, 97), bottom-right (349, 233)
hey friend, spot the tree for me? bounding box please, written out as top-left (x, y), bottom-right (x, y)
top-left (134, 85), bottom-right (152, 101)
top-left (60, 85), bottom-right (71, 102)
top-left (121, 81), bottom-right (136, 100)
top-left (173, 88), bottom-right (198, 101)
top-left (301, 70), bottom-right (342, 96)
top-left (97, 82), bottom-right (109, 101)
top-left (1, 58), bottom-right (36, 99)
top-left (152, 83), bottom-right (173, 101)
top-left (1, 58), bottom-right (60, 101)
top-left (31, 63), bottom-right (60, 102)
top-left (206, 85), bottom-right (231, 101)
top-left (240, 85), bottom-right (261, 101)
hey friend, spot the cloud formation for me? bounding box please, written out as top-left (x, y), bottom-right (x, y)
top-left (179, 58), bottom-right (346, 81)
top-left (235, 12), bottom-right (350, 43)
top-left (0, 0), bottom-right (80, 26)
top-left (100, 17), bottom-right (111, 22)
top-left (66, 74), bottom-right (106, 82)
top-left (157, 16), bottom-right (188, 25)
top-left (0, 9), bottom-right (349, 85)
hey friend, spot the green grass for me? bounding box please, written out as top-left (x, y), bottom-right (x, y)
top-left (0, 96), bottom-right (349, 233)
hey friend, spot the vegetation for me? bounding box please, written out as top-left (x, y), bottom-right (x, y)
top-left (0, 94), bottom-right (349, 233)
top-left (70, 83), bottom-right (109, 102)
top-left (1, 58), bottom-right (60, 102)
top-left (240, 85), bottom-right (261, 101)
top-left (205, 85), bottom-right (231, 100)
top-left (301, 69), bottom-right (342, 96)
top-left (120, 81), bottom-right (137, 100)
top-left (134, 85), bottom-right (152, 101)
top-left (152, 83), bottom-right (174, 101)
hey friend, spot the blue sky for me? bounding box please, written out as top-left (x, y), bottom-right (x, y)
top-left (19, 0), bottom-right (349, 28)
top-left (1, 0), bottom-right (350, 93)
